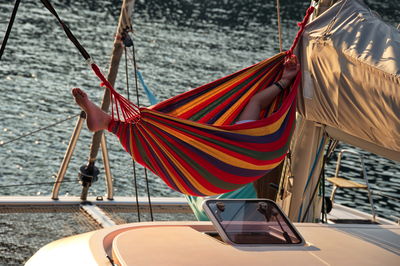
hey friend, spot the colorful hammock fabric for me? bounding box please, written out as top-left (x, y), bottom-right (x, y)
top-left (106, 52), bottom-right (301, 196)
top-left (97, 6), bottom-right (314, 196)
top-left (38, 0), bottom-right (314, 196)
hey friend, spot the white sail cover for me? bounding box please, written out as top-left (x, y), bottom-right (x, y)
top-left (297, 0), bottom-right (400, 156)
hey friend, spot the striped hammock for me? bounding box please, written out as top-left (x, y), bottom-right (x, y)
top-left (105, 52), bottom-right (300, 196)
top-left (37, 0), bottom-right (313, 196)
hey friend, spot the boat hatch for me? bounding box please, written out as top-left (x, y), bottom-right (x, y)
top-left (203, 199), bottom-right (305, 245)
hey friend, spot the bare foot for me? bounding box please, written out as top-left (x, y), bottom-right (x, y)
top-left (72, 88), bottom-right (112, 132)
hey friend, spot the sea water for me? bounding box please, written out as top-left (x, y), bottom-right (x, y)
top-left (0, 0), bottom-right (399, 219)
top-left (1, 0), bottom-right (399, 263)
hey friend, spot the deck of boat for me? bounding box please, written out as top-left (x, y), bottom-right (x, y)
top-left (0, 196), bottom-right (397, 264)
top-left (25, 220), bottom-right (400, 265)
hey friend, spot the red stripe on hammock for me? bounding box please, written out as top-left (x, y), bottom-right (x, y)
top-left (144, 123), bottom-right (231, 194)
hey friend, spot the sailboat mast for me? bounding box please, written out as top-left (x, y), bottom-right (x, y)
top-left (84, 0), bottom-right (136, 200)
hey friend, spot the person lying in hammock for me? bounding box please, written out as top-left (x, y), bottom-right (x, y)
top-left (72, 54), bottom-right (299, 132)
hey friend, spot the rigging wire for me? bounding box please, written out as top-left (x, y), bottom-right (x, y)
top-left (122, 31), bottom-right (154, 221)
top-left (131, 39), bottom-right (141, 107)
top-left (0, 0), bottom-right (20, 61)
top-left (0, 179), bottom-right (76, 189)
top-left (124, 43), bottom-right (141, 222)
top-left (130, 34), bottom-right (154, 221)
top-left (0, 114), bottom-right (79, 147)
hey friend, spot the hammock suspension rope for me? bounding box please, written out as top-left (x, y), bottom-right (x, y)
top-left (287, 5), bottom-right (315, 55)
top-left (276, 0), bottom-right (283, 52)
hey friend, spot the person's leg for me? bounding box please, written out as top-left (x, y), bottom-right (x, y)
top-left (72, 88), bottom-right (112, 132)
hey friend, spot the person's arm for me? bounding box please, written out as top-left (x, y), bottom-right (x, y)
top-left (237, 55), bottom-right (300, 122)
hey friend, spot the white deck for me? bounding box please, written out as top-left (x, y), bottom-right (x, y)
top-left (1, 196), bottom-right (397, 265)
top-left (26, 221), bottom-right (400, 266)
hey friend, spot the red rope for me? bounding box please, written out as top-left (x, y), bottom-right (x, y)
top-left (91, 63), bottom-right (141, 123)
top-left (88, 6), bottom-right (314, 123)
top-left (287, 6), bottom-right (315, 56)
